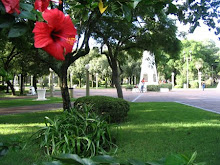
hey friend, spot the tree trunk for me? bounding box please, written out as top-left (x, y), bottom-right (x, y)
top-left (6, 80), bottom-right (15, 95)
top-left (6, 84), bottom-right (9, 93)
top-left (105, 77), bottom-right (108, 88)
top-left (20, 74), bottom-right (24, 95)
top-left (92, 75), bottom-right (94, 88)
top-left (33, 75), bottom-right (37, 90)
top-left (111, 62), bottom-right (123, 99)
top-left (59, 69), bottom-right (72, 111)
top-left (79, 76), bottom-right (82, 88)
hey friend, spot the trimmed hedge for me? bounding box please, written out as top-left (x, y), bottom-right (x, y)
top-left (74, 96), bottom-right (130, 123)
top-left (147, 85), bottom-right (160, 91)
top-left (159, 83), bottom-right (172, 90)
top-left (147, 84), bottom-right (172, 91)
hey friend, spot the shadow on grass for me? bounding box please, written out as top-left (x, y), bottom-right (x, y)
top-left (0, 110), bottom-right (62, 124)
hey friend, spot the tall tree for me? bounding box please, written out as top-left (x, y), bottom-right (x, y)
top-left (92, 6), bottom-right (181, 98)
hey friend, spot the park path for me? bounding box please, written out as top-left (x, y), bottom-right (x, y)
top-left (1, 88), bottom-right (220, 115)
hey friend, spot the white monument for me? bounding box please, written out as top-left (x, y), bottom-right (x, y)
top-left (139, 51), bottom-right (158, 88)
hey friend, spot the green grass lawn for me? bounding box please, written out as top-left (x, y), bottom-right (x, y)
top-left (115, 102), bottom-right (220, 164)
top-left (0, 97), bottom-right (75, 108)
top-left (0, 102), bottom-right (220, 164)
top-left (0, 109), bottom-right (63, 165)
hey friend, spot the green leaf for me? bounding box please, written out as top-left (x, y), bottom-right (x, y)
top-left (0, 21), bottom-right (13, 28)
top-left (0, 15), bottom-right (14, 28)
top-left (0, 148), bottom-right (8, 157)
top-left (82, 158), bottom-right (96, 165)
top-left (133, 0), bottom-right (141, 8)
top-left (91, 155), bottom-right (119, 164)
top-left (146, 158), bottom-right (165, 165)
top-left (19, 11), bottom-right (36, 21)
top-left (43, 161), bottom-right (63, 165)
top-left (128, 159), bottom-right (146, 165)
top-left (0, 2), bottom-right (6, 13)
top-left (123, 4), bottom-right (132, 22)
top-left (0, 144), bottom-right (8, 158)
top-left (20, 3), bottom-right (34, 12)
top-left (187, 151), bottom-right (197, 164)
top-left (53, 154), bottom-right (84, 165)
top-left (8, 23), bottom-right (28, 38)
top-left (165, 154), bottom-right (187, 165)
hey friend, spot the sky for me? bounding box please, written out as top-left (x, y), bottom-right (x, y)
top-left (177, 21), bottom-right (220, 47)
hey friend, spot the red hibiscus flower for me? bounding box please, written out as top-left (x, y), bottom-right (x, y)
top-left (34, 0), bottom-right (62, 12)
top-left (1, 0), bottom-right (20, 14)
top-left (32, 9), bottom-right (77, 61)
top-left (34, 0), bottom-right (50, 12)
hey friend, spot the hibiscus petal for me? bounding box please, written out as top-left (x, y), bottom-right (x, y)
top-left (56, 16), bottom-right (77, 54)
top-left (56, 39), bottom-right (73, 54)
top-left (34, 0), bottom-right (50, 12)
top-left (43, 9), bottom-right (65, 32)
top-left (32, 22), bottom-right (53, 48)
top-left (60, 15), bottom-right (77, 36)
top-left (2, 0), bottom-right (20, 14)
top-left (43, 43), bottom-right (65, 61)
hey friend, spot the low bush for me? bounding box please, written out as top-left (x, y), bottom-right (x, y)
top-left (147, 85), bottom-right (160, 91)
top-left (189, 81), bottom-right (198, 88)
top-left (74, 96), bottom-right (130, 123)
top-left (31, 106), bottom-right (116, 157)
top-left (147, 84), bottom-right (172, 91)
top-left (159, 83), bottom-right (172, 90)
top-left (0, 85), bottom-right (7, 91)
top-left (125, 85), bottom-right (133, 90)
top-left (174, 85), bottom-right (182, 88)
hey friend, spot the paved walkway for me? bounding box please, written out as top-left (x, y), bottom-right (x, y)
top-left (1, 88), bottom-right (220, 115)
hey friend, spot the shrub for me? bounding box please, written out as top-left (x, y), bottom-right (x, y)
top-left (147, 84), bottom-right (172, 91)
top-left (174, 85), bottom-right (182, 88)
top-left (159, 83), bottom-right (172, 90)
top-left (74, 96), bottom-right (130, 123)
top-left (125, 85), bottom-right (133, 90)
top-left (176, 74), bottom-right (187, 87)
top-left (0, 85), bottom-right (7, 91)
top-left (189, 81), bottom-right (198, 88)
top-left (205, 79), bottom-right (212, 86)
top-left (31, 106), bottom-right (116, 157)
top-left (147, 85), bottom-right (160, 91)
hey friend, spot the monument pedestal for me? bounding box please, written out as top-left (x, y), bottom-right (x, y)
top-left (36, 89), bottom-right (47, 100)
top-left (139, 51), bottom-right (158, 88)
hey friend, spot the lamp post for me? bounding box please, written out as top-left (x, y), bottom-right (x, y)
top-left (211, 64), bottom-right (214, 86)
top-left (184, 51), bottom-right (192, 88)
top-left (96, 73), bottom-right (99, 89)
top-left (85, 64), bottom-right (90, 96)
top-left (198, 72), bottom-right (202, 89)
top-left (70, 71), bottom-right (73, 88)
top-left (49, 68), bottom-right (54, 97)
top-left (171, 72), bottom-right (175, 88)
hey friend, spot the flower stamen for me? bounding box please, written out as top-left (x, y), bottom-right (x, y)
top-left (52, 33), bottom-right (76, 45)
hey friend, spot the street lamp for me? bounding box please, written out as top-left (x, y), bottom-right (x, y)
top-left (183, 51), bottom-right (192, 88)
top-left (49, 68), bottom-right (54, 97)
top-left (211, 64), bottom-right (214, 86)
top-left (198, 72), bottom-right (202, 89)
top-left (171, 72), bottom-right (175, 88)
top-left (85, 64), bottom-right (90, 96)
top-left (96, 73), bottom-right (99, 89)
